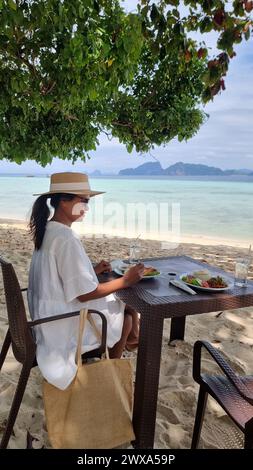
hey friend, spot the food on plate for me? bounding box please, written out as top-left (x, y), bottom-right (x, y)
top-left (119, 264), bottom-right (160, 276)
top-left (207, 276), bottom-right (228, 288)
top-left (143, 266), bottom-right (160, 276)
top-left (192, 269), bottom-right (211, 281)
top-left (181, 274), bottom-right (228, 289)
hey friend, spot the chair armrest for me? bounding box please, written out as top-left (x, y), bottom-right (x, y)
top-left (28, 311), bottom-right (80, 326)
top-left (193, 340), bottom-right (253, 405)
top-left (28, 309), bottom-right (107, 355)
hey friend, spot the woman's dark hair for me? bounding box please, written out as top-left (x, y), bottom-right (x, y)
top-left (29, 193), bottom-right (76, 250)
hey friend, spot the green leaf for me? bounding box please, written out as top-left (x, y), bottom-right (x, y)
top-left (79, 4), bottom-right (84, 18)
top-left (150, 4), bottom-right (160, 23)
top-left (8, 0), bottom-right (16, 10)
top-left (165, 0), bottom-right (179, 5)
top-left (89, 89), bottom-right (98, 100)
top-left (245, 29), bottom-right (250, 40)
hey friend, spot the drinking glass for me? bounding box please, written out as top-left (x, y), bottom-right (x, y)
top-left (234, 258), bottom-right (249, 287)
top-left (129, 242), bottom-right (141, 264)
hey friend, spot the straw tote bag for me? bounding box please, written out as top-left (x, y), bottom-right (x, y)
top-left (43, 309), bottom-right (135, 449)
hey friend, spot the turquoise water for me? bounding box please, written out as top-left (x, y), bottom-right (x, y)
top-left (0, 176), bottom-right (252, 243)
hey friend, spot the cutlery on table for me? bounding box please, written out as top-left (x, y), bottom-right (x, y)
top-left (169, 279), bottom-right (197, 295)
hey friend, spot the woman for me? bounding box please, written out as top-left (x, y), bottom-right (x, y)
top-left (28, 172), bottom-right (144, 390)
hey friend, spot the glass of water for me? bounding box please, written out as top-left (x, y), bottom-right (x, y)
top-left (129, 242), bottom-right (141, 264)
top-left (234, 258), bottom-right (249, 287)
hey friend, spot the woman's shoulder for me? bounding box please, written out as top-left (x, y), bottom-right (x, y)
top-left (45, 221), bottom-right (77, 248)
top-left (47, 221), bottom-right (74, 236)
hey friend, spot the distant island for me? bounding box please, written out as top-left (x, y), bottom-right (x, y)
top-left (1, 163), bottom-right (253, 178)
top-left (118, 161), bottom-right (253, 177)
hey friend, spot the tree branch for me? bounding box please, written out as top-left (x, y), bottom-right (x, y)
top-left (141, 89), bottom-right (156, 107)
top-left (64, 114), bottom-right (79, 121)
top-left (40, 81), bottom-right (57, 96)
top-left (112, 120), bottom-right (133, 128)
top-left (45, 81), bottom-right (56, 95)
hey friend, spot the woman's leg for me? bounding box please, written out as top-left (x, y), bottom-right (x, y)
top-left (109, 312), bottom-right (133, 359)
top-left (109, 306), bottom-right (140, 358)
top-left (125, 305), bottom-right (139, 351)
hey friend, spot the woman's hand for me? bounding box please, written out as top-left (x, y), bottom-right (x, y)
top-left (78, 263), bottom-right (145, 303)
top-left (94, 260), bottom-right (112, 275)
top-left (122, 263), bottom-right (145, 287)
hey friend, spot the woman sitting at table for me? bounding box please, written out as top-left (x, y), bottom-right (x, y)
top-left (28, 172), bottom-right (143, 390)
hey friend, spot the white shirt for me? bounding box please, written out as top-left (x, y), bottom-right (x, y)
top-left (28, 221), bottom-right (125, 390)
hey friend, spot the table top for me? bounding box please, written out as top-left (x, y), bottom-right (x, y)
top-left (100, 255), bottom-right (253, 318)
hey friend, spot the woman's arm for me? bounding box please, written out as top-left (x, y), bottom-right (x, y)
top-left (77, 264), bottom-right (144, 302)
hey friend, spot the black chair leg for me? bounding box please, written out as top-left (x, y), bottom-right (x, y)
top-left (244, 418), bottom-right (253, 449)
top-left (0, 329), bottom-right (11, 370)
top-left (191, 386), bottom-right (208, 449)
top-left (0, 358), bottom-right (34, 449)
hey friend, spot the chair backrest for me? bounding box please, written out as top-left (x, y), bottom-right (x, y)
top-left (0, 256), bottom-right (107, 450)
top-left (0, 256), bottom-right (35, 364)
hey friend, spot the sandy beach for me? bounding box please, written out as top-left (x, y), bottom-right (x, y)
top-left (0, 222), bottom-right (253, 449)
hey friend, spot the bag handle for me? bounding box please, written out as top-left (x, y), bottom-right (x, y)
top-left (88, 314), bottom-right (110, 360)
top-left (76, 308), bottom-right (88, 367)
top-left (76, 309), bottom-right (109, 367)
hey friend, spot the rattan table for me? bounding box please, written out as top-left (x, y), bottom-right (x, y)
top-left (100, 255), bottom-right (253, 449)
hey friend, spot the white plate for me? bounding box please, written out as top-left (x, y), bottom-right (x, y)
top-left (114, 266), bottom-right (161, 280)
top-left (179, 273), bottom-right (233, 292)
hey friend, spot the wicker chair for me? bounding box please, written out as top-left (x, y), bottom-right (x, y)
top-left (191, 340), bottom-right (253, 449)
top-left (0, 256), bottom-right (107, 449)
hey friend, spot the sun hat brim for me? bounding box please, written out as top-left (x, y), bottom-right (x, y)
top-left (33, 190), bottom-right (105, 197)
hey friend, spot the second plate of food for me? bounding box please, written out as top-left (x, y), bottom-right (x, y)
top-left (180, 270), bottom-right (233, 292)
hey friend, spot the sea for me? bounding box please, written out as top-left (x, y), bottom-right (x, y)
top-left (0, 175), bottom-right (253, 246)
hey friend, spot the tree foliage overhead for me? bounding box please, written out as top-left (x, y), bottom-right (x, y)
top-left (0, 0), bottom-right (252, 165)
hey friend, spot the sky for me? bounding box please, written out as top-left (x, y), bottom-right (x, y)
top-left (1, 1), bottom-right (253, 175)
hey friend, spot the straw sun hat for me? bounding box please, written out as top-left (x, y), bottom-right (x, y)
top-left (33, 172), bottom-right (105, 197)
